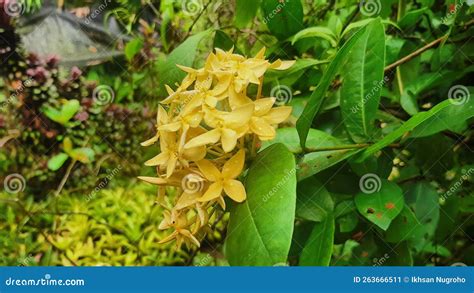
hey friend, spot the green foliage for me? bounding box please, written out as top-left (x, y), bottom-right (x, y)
top-left (1, 0), bottom-right (473, 267)
top-left (225, 144), bottom-right (296, 266)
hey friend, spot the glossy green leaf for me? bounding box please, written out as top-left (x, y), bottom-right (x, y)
top-left (261, 128), bottom-right (361, 181)
top-left (411, 88), bottom-right (474, 137)
top-left (357, 99), bottom-right (453, 161)
top-left (355, 180), bottom-right (404, 230)
top-left (296, 22), bottom-right (370, 149)
top-left (383, 205), bottom-right (422, 243)
top-left (157, 30), bottom-right (211, 96)
top-left (340, 18), bottom-right (385, 143)
top-left (296, 177), bottom-right (334, 222)
top-left (291, 26), bottom-right (337, 47)
top-left (47, 153), bottom-right (69, 171)
top-left (261, 0), bottom-right (303, 40)
top-left (69, 147), bottom-right (95, 164)
top-left (125, 38), bottom-right (144, 61)
top-left (225, 143), bottom-right (296, 266)
top-left (235, 0), bottom-right (261, 28)
top-left (43, 100), bottom-right (80, 125)
top-left (299, 214), bottom-right (335, 266)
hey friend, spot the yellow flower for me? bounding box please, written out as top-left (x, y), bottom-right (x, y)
top-left (196, 149), bottom-right (246, 203)
top-left (140, 105), bottom-right (168, 147)
top-left (158, 209), bottom-right (200, 248)
top-left (145, 132), bottom-right (206, 177)
top-left (250, 98), bottom-right (292, 141)
top-left (184, 103), bottom-right (254, 153)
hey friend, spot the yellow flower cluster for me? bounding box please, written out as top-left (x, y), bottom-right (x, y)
top-left (139, 47), bottom-right (294, 248)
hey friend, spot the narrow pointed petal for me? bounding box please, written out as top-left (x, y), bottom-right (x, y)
top-left (221, 128), bottom-right (238, 153)
top-left (269, 60), bottom-right (295, 70)
top-left (140, 134), bottom-right (159, 146)
top-left (198, 182), bottom-right (223, 202)
top-left (196, 160), bottom-right (221, 181)
top-left (250, 117), bottom-right (276, 139)
top-left (138, 176), bottom-right (168, 185)
top-left (222, 149), bottom-right (245, 179)
top-left (185, 129), bottom-right (221, 149)
top-left (224, 179), bottom-right (246, 202)
top-left (264, 106), bottom-right (292, 124)
top-left (145, 152), bottom-right (169, 166)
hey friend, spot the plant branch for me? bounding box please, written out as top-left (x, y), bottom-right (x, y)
top-left (384, 35), bottom-right (447, 72)
top-left (303, 143), bottom-right (400, 153)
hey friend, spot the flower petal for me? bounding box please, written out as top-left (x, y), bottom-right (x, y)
top-left (222, 149), bottom-right (245, 179)
top-left (140, 134), bottom-right (159, 146)
top-left (264, 106), bottom-right (292, 124)
top-left (138, 176), bottom-right (168, 185)
top-left (250, 117), bottom-right (276, 139)
top-left (221, 128), bottom-right (238, 153)
top-left (224, 179), bottom-right (246, 202)
top-left (196, 160), bottom-right (221, 181)
top-left (184, 128), bottom-right (221, 149)
top-left (144, 152), bottom-right (169, 166)
top-left (269, 60), bottom-right (295, 70)
top-left (253, 98), bottom-right (276, 116)
top-left (198, 182), bottom-right (223, 202)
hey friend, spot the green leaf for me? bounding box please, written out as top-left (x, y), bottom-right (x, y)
top-left (69, 147), bottom-right (95, 164)
top-left (296, 22), bottom-right (370, 149)
top-left (355, 180), bottom-right (404, 230)
top-left (157, 30), bottom-right (211, 96)
top-left (125, 38), bottom-right (144, 61)
top-left (406, 182), bottom-right (440, 252)
top-left (296, 177), bottom-right (334, 222)
top-left (47, 153), bottom-right (69, 171)
top-left (398, 8), bottom-right (428, 30)
top-left (261, 0), bottom-right (303, 40)
top-left (291, 26), bottom-right (338, 47)
top-left (357, 99), bottom-right (453, 161)
top-left (261, 128), bottom-right (361, 180)
top-left (213, 30), bottom-right (239, 52)
top-left (340, 19), bottom-right (386, 142)
top-left (43, 100), bottom-right (80, 125)
top-left (299, 214), bottom-right (335, 266)
top-left (383, 205), bottom-right (422, 243)
top-left (234, 0), bottom-right (261, 28)
top-left (225, 144), bottom-right (296, 266)
top-left (411, 88), bottom-right (474, 137)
